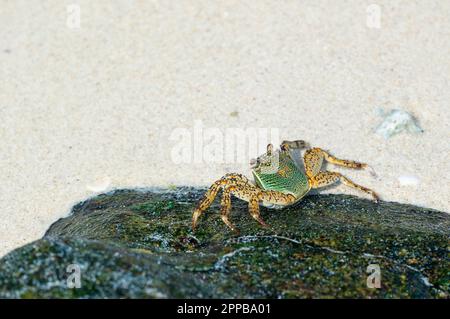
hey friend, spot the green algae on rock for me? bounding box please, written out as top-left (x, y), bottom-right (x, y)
top-left (0, 188), bottom-right (448, 298)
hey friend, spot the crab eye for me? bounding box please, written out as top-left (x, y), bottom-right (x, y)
top-left (250, 158), bottom-right (258, 168)
top-left (260, 159), bottom-right (270, 166)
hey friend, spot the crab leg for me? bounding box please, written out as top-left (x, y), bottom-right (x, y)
top-left (309, 171), bottom-right (379, 202)
top-left (304, 148), bottom-right (367, 176)
top-left (192, 173), bottom-right (296, 231)
top-left (303, 148), bottom-right (379, 201)
top-left (248, 196), bottom-right (269, 228)
top-left (192, 180), bottom-right (223, 230)
top-left (192, 174), bottom-right (252, 230)
top-left (220, 186), bottom-right (236, 231)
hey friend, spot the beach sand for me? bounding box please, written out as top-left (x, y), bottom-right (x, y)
top-left (1, 0), bottom-right (449, 257)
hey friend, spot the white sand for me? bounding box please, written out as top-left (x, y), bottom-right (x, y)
top-left (1, 0), bottom-right (449, 257)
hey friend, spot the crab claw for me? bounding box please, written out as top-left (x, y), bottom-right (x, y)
top-left (281, 140), bottom-right (310, 151)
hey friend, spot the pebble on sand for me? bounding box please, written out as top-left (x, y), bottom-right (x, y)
top-left (86, 176), bottom-right (111, 192)
top-left (375, 109), bottom-right (423, 139)
top-left (397, 175), bottom-right (420, 187)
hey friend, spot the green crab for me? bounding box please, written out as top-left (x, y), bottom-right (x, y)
top-left (192, 140), bottom-right (379, 232)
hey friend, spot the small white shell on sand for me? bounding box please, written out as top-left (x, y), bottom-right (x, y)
top-left (86, 176), bottom-right (111, 192)
top-left (375, 109), bottom-right (423, 139)
top-left (397, 175), bottom-right (420, 186)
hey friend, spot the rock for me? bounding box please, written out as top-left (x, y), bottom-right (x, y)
top-left (0, 188), bottom-right (448, 298)
top-left (0, 237), bottom-right (215, 298)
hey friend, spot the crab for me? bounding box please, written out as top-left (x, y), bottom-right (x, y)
top-left (192, 140), bottom-right (379, 232)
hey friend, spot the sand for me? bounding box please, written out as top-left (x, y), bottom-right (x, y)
top-left (1, 0), bottom-right (449, 257)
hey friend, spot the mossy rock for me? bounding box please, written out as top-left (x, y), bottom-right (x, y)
top-left (0, 188), bottom-right (448, 298)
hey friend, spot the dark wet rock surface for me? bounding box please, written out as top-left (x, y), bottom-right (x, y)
top-left (0, 188), bottom-right (448, 298)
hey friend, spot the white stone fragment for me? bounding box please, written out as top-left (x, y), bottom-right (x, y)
top-left (86, 176), bottom-right (111, 192)
top-left (397, 175), bottom-right (420, 187)
top-left (375, 109), bottom-right (423, 139)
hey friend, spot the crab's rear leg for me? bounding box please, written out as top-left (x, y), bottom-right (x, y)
top-left (303, 148), bottom-right (379, 201)
top-left (318, 148), bottom-right (378, 177)
top-left (305, 147), bottom-right (368, 173)
top-left (310, 171), bottom-right (379, 202)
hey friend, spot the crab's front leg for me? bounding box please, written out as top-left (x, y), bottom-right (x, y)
top-left (192, 179), bottom-right (223, 230)
top-left (192, 173), bottom-right (296, 231)
top-left (249, 190), bottom-right (296, 228)
top-left (220, 184), bottom-right (268, 232)
top-left (192, 173), bottom-right (252, 230)
top-left (219, 186), bottom-right (236, 231)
